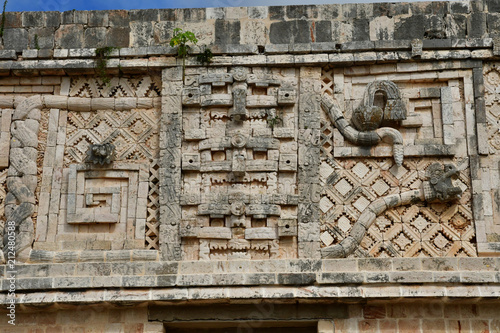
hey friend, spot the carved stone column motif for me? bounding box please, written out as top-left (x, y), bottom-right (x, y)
top-left (179, 67), bottom-right (300, 260)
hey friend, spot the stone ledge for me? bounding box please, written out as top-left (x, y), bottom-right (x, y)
top-left (4, 285), bottom-right (500, 307)
top-left (0, 49), bottom-right (496, 76)
top-left (1, 258), bottom-right (499, 292)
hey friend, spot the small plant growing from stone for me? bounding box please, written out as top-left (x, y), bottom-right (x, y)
top-left (196, 46), bottom-right (213, 65)
top-left (95, 46), bottom-right (118, 86)
top-left (34, 34), bottom-right (40, 50)
top-left (267, 109), bottom-right (283, 129)
top-left (170, 28), bottom-right (198, 83)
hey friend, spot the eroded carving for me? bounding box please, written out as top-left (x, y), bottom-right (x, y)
top-left (423, 163), bottom-right (463, 202)
top-left (85, 143), bottom-right (115, 165)
top-left (321, 94), bottom-right (404, 166)
top-left (321, 162), bottom-right (464, 258)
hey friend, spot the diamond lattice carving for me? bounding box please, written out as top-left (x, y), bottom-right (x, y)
top-left (69, 76), bottom-right (161, 98)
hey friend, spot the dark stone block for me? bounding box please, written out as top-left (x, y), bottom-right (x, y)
top-left (373, 2), bottom-right (409, 16)
top-left (245, 273), bottom-right (276, 285)
top-left (450, 2), bottom-right (470, 14)
top-left (353, 18), bottom-right (370, 41)
top-left (394, 15), bottom-right (425, 40)
top-left (365, 272), bottom-right (390, 283)
top-left (215, 20), bottom-right (240, 45)
top-left (123, 276), bottom-right (156, 287)
top-left (471, 0), bottom-right (484, 12)
top-left (183, 8), bottom-right (205, 21)
top-left (289, 259), bottom-right (322, 272)
top-left (55, 24), bottom-right (84, 49)
top-left (88, 11), bottom-right (108, 27)
top-left (111, 262), bottom-right (145, 276)
top-left (106, 27), bottom-right (131, 48)
top-left (76, 263), bottom-right (111, 276)
top-left (447, 14), bottom-right (467, 38)
top-left (0, 50), bottom-right (15, 59)
top-left (129, 9), bottom-right (159, 21)
top-left (374, 40), bottom-right (409, 50)
top-left (269, 20), bottom-right (311, 44)
top-left (84, 27), bottom-right (107, 48)
top-left (425, 15), bottom-right (447, 39)
top-left (17, 264), bottom-right (50, 278)
top-left (130, 22), bottom-right (154, 47)
top-left (277, 273), bottom-right (316, 285)
top-left (488, 0), bottom-right (500, 12)
top-left (488, 14), bottom-right (500, 36)
top-left (61, 11), bottom-right (74, 24)
top-left (373, 2), bottom-right (390, 16)
top-left (315, 20), bottom-right (332, 42)
top-left (45, 12), bottom-right (61, 27)
top-left (109, 10), bottom-right (129, 27)
top-left (74, 11), bottom-right (88, 24)
top-left (22, 12), bottom-right (44, 27)
top-left (475, 97), bottom-right (487, 123)
top-left (157, 275), bottom-right (176, 286)
top-left (320, 5), bottom-right (339, 19)
top-left (341, 3), bottom-right (357, 18)
top-left (3, 28), bottom-right (29, 52)
top-left (269, 6), bottom-right (285, 20)
top-left (145, 262), bottom-right (178, 275)
top-left (286, 5), bottom-right (318, 19)
top-left (5, 12), bottom-right (22, 28)
top-left (29, 27), bottom-right (55, 49)
top-left (17, 278), bottom-right (52, 290)
top-left (159, 9), bottom-right (176, 21)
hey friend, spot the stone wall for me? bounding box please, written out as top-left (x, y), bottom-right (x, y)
top-left (1, 0), bottom-right (500, 331)
top-left (0, 1), bottom-right (498, 52)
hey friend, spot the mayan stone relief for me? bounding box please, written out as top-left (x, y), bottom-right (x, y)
top-left (179, 67), bottom-right (300, 260)
top-left (31, 75), bottom-right (162, 253)
top-left (319, 65), bottom-right (475, 258)
top-left (0, 61), bottom-right (485, 263)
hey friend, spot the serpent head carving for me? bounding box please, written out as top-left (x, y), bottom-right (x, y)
top-left (423, 162), bottom-right (463, 202)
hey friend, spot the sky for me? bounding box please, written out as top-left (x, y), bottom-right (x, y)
top-left (8, 0), bottom-right (430, 12)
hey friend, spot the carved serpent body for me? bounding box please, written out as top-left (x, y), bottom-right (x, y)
top-left (321, 94), bottom-right (404, 166)
top-left (321, 163), bottom-right (463, 258)
top-left (3, 96), bottom-right (42, 262)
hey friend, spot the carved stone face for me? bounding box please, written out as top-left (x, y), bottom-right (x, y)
top-left (352, 105), bottom-right (384, 131)
top-left (425, 163), bottom-right (463, 202)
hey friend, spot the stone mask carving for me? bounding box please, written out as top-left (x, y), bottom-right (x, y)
top-left (423, 162), bottom-right (463, 202)
top-left (86, 143), bottom-right (115, 165)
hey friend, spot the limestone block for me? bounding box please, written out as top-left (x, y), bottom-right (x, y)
top-left (199, 73), bottom-right (233, 86)
top-left (181, 153), bottom-right (201, 170)
top-left (246, 95), bottom-right (277, 108)
top-left (279, 154), bottom-right (298, 171)
top-left (182, 88), bottom-right (201, 105)
top-left (201, 94), bottom-right (233, 107)
top-left (245, 227), bottom-right (278, 240)
top-left (278, 218), bottom-right (298, 237)
top-left (277, 89), bottom-right (296, 105)
top-left (198, 227), bottom-right (232, 239)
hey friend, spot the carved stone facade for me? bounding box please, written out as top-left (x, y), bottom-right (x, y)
top-left (1, 2), bottom-right (500, 332)
top-left (179, 67), bottom-right (299, 260)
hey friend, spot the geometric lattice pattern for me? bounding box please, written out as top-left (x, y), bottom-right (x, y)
top-left (69, 76), bottom-right (161, 98)
top-left (485, 63), bottom-right (500, 153)
top-left (146, 159), bottom-right (160, 250)
top-left (319, 157), bottom-right (476, 258)
top-left (320, 67), bottom-right (477, 258)
top-left (64, 108), bottom-right (159, 166)
top-left (63, 77), bottom-right (161, 249)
